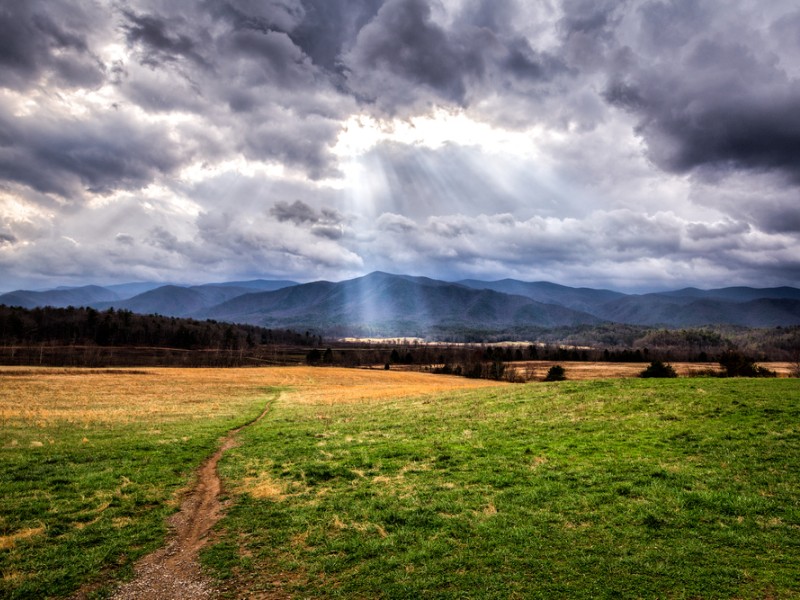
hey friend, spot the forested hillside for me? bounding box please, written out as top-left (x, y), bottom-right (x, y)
top-left (0, 305), bottom-right (318, 367)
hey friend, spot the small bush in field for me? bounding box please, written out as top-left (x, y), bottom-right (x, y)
top-left (544, 365), bottom-right (566, 381)
top-left (640, 360), bottom-right (678, 378)
top-left (719, 350), bottom-right (776, 377)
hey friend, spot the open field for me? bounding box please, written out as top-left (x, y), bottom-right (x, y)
top-left (209, 376), bottom-right (800, 598)
top-left (1, 367), bottom-right (799, 598)
top-left (504, 361), bottom-right (786, 380)
top-left (386, 360), bottom-right (797, 380)
top-left (0, 367), bottom-right (500, 598)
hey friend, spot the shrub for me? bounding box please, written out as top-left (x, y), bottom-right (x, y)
top-left (544, 365), bottom-right (566, 381)
top-left (639, 360), bottom-right (678, 378)
top-left (718, 350), bottom-right (776, 377)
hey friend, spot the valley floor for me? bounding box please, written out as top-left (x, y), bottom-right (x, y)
top-left (1, 367), bottom-right (798, 598)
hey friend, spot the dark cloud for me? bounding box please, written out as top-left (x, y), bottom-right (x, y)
top-left (271, 199), bottom-right (319, 224)
top-left (602, 6), bottom-right (800, 184)
top-left (0, 1), bottom-right (106, 90)
top-left (122, 9), bottom-right (210, 68)
top-left (219, 28), bottom-right (309, 87)
top-left (148, 226), bottom-right (182, 252)
top-left (770, 9), bottom-right (800, 49)
top-left (203, 0), bottom-right (307, 34)
top-left (270, 200), bottom-right (346, 238)
top-left (310, 224), bottom-right (344, 240)
top-left (635, 0), bottom-right (710, 52)
top-left (0, 106), bottom-right (182, 199)
top-left (558, 0), bottom-right (623, 70)
top-left (289, 0), bottom-right (383, 73)
top-left (344, 0), bottom-right (566, 114)
top-left (346, 0), bottom-right (485, 106)
top-left (1, 0), bottom-right (799, 290)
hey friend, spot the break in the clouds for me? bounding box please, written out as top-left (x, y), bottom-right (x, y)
top-left (1, 0), bottom-right (799, 291)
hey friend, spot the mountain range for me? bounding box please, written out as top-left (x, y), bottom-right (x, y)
top-left (2, 272), bottom-right (799, 335)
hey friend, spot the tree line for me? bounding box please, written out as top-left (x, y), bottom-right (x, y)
top-left (0, 305), bottom-right (319, 367)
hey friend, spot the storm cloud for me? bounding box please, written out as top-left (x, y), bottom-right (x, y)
top-left (0, 0), bottom-right (799, 290)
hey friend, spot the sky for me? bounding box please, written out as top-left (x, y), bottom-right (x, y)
top-left (1, 0), bottom-right (799, 292)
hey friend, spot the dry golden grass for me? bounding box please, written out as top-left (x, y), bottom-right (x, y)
top-left (271, 367), bottom-right (504, 406)
top-left (0, 366), bottom-right (503, 428)
top-left (0, 526), bottom-right (45, 551)
top-left (0, 367), bottom-right (268, 428)
top-left (508, 361), bottom-right (796, 380)
top-left (2, 361), bottom-right (792, 430)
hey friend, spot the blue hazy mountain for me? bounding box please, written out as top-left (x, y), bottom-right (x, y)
top-left (2, 273), bottom-right (798, 331)
top-left (199, 272), bottom-right (604, 333)
top-left (0, 285), bottom-right (119, 308)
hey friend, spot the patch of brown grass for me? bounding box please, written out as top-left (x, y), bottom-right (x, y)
top-left (508, 361), bottom-right (796, 380)
top-left (0, 526), bottom-right (45, 550)
top-left (0, 366), bottom-right (499, 429)
top-left (273, 367), bottom-right (505, 406)
top-left (507, 361), bottom-right (713, 380)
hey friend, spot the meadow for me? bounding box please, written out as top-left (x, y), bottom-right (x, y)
top-left (0, 367), bottom-right (497, 598)
top-left (209, 375), bottom-right (800, 599)
top-left (0, 367), bottom-right (798, 598)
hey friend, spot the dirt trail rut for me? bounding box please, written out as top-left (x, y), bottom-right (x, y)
top-left (109, 401), bottom-right (273, 600)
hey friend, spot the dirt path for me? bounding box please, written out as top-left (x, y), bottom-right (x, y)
top-left (108, 400), bottom-right (273, 600)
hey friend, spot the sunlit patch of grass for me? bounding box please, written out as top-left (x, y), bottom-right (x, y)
top-left (209, 378), bottom-right (800, 599)
top-left (0, 368), bottom-right (279, 599)
top-left (0, 526), bottom-right (46, 551)
top-left (0, 367), bottom-right (498, 598)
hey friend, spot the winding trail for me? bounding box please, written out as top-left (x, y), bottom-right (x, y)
top-left (109, 399), bottom-right (274, 600)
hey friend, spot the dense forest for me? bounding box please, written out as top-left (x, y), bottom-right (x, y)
top-left (1, 304), bottom-right (797, 370)
top-left (0, 305), bottom-right (319, 367)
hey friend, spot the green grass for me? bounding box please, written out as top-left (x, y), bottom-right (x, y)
top-left (210, 378), bottom-right (800, 599)
top-left (0, 382), bottom-right (273, 599)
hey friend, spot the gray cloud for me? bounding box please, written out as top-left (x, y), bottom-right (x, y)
top-left (603, 4), bottom-right (800, 185)
top-left (115, 233), bottom-right (135, 245)
top-left (343, 0), bottom-right (567, 115)
top-left (270, 199), bottom-right (347, 239)
top-left (288, 0), bottom-right (383, 74)
top-left (346, 0), bottom-right (486, 107)
top-left (1, 0), bottom-right (800, 291)
top-left (0, 105), bottom-right (182, 200)
top-left (122, 9), bottom-right (211, 69)
top-left (271, 199), bottom-right (319, 224)
top-left (377, 213), bottom-right (417, 233)
top-left (0, 0), bottom-right (106, 90)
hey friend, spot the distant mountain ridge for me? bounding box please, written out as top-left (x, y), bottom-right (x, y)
top-left (2, 273), bottom-right (799, 334)
top-left (0, 285), bottom-right (120, 309)
top-left (200, 272), bottom-right (601, 334)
